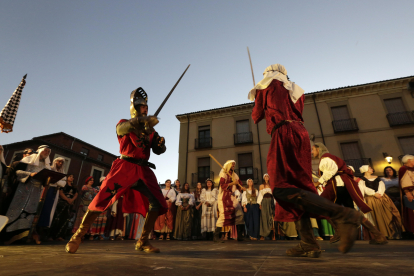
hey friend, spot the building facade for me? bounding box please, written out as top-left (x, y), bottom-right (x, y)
top-left (176, 76), bottom-right (414, 187)
top-left (2, 132), bottom-right (118, 206)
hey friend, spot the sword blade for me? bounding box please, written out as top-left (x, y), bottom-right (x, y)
top-left (154, 64), bottom-right (191, 117)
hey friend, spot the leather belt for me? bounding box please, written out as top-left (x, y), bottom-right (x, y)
top-left (120, 155), bottom-right (156, 169)
top-left (263, 193), bottom-right (273, 199)
top-left (271, 120), bottom-right (303, 137)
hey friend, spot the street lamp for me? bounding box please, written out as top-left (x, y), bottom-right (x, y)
top-left (383, 152), bottom-right (393, 164)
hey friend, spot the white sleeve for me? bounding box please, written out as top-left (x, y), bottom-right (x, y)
top-left (318, 158), bottom-right (338, 185)
top-left (111, 200), bottom-right (118, 214)
top-left (189, 194), bottom-right (195, 205)
top-left (200, 189), bottom-right (206, 203)
top-left (242, 191), bottom-right (248, 206)
top-left (169, 190), bottom-right (176, 203)
top-left (176, 193), bottom-right (182, 206)
top-left (378, 181), bottom-right (385, 196)
top-left (358, 180), bottom-right (376, 196)
top-left (211, 189), bottom-right (218, 203)
top-left (257, 190), bottom-right (263, 205)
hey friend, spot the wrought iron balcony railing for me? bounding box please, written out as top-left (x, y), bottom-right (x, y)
top-left (386, 111), bottom-right (414, 127)
top-left (234, 132), bottom-right (253, 145)
top-left (235, 167), bottom-right (259, 183)
top-left (332, 118), bottom-right (359, 133)
top-left (195, 137), bottom-right (212, 149)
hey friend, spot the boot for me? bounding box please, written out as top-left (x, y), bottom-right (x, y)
top-left (65, 210), bottom-right (101, 254)
top-left (274, 188), bottom-right (364, 254)
top-left (237, 225), bottom-right (249, 241)
top-left (286, 218), bottom-right (321, 258)
top-left (362, 218), bottom-right (388, 245)
top-left (135, 210), bottom-right (160, 253)
top-left (213, 227), bottom-right (224, 243)
top-left (327, 218), bottom-right (340, 244)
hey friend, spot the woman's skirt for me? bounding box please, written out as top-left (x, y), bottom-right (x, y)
top-left (173, 204), bottom-right (193, 240)
top-left (245, 204), bottom-right (260, 239)
top-left (154, 201), bottom-right (176, 233)
top-left (260, 197), bottom-right (275, 237)
top-left (365, 194), bottom-right (403, 239)
top-left (191, 204), bottom-right (202, 239)
top-left (201, 203), bottom-right (217, 233)
top-left (90, 210), bottom-right (108, 236)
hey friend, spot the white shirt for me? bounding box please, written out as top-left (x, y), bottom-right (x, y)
top-left (380, 177), bottom-right (399, 190)
top-left (176, 193), bottom-right (194, 206)
top-left (242, 189), bottom-right (258, 206)
top-left (257, 187), bottom-right (276, 205)
top-left (358, 177), bottom-right (385, 196)
top-left (318, 157), bottom-right (344, 187)
top-left (162, 188), bottom-right (176, 203)
top-left (200, 188), bottom-right (218, 205)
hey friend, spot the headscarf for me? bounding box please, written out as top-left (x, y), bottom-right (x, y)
top-left (359, 165), bottom-right (369, 174)
top-left (51, 157), bottom-right (65, 173)
top-left (20, 145), bottom-right (51, 169)
top-left (219, 160), bottom-right (239, 181)
top-left (85, 176), bottom-right (93, 185)
top-left (100, 176), bottom-right (106, 183)
top-left (402, 155), bottom-right (414, 164)
top-left (348, 166), bottom-right (355, 173)
top-left (314, 142), bottom-right (329, 159)
top-left (247, 64), bottom-right (304, 104)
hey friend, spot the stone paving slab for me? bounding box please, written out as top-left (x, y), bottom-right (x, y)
top-left (0, 240), bottom-right (412, 276)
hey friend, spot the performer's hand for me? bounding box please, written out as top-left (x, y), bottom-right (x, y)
top-left (206, 203), bottom-right (211, 207)
top-left (259, 205), bottom-right (262, 210)
top-left (111, 211), bottom-right (116, 217)
top-left (244, 207), bottom-right (247, 213)
top-left (241, 187), bottom-right (247, 191)
top-left (196, 205), bottom-right (200, 210)
top-left (374, 193), bottom-right (382, 199)
top-left (181, 206), bottom-right (184, 210)
top-left (30, 172), bottom-right (37, 177)
top-left (406, 192), bottom-right (414, 202)
top-left (158, 137), bottom-right (165, 147)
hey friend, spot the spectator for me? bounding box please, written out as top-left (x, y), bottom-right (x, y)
top-left (192, 182), bottom-right (203, 240)
top-left (105, 195), bottom-right (125, 240)
top-left (359, 165), bottom-right (403, 239)
top-left (174, 182), bottom-right (194, 240)
top-left (50, 173), bottom-right (78, 241)
top-left (381, 166), bottom-right (400, 207)
top-left (399, 155), bottom-right (414, 233)
top-left (242, 178), bottom-right (260, 240)
top-left (154, 179), bottom-right (176, 240)
top-left (200, 179), bottom-right (218, 240)
top-left (257, 173), bottom-right (276, 241)
top-left (10, 148), bottom-right (34, 164)
top-left (89, 177), bottom-right (108, 240)
top-left (174, 179), bottom-right (181, 194)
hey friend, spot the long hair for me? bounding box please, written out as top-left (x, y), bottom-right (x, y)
top-left (383, 166), bottom-right (397, 178)
top-left (247, 178), bottom-right (256, 197)
top-left (194, 182), bottom-right (202, 199)
top-left (182, 182), bottom-right (191, 193)
top-left (205, 179), bottom-right (214, 191)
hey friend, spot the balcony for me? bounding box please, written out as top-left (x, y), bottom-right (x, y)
top-left (195, 137), bottom-right (212, 149)
top-left (344, 158), bottom-right (373, 175)
top-left (386, 111), bottom-right (414, 127)
top-left (235, 167), bottom-right (259, 183)
top-left (332, 118), bottom-right (359, 133)
top-left (234, 132), bottom-right (253, 145)
top-left (191, 171), bottom-right (214, 186)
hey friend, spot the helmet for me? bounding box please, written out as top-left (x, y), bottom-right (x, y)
top-left (130, 87), bottom-right (148, 118)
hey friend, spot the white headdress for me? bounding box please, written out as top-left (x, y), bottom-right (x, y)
top-left (100, 176), bottom-right (106, 183)
top-left (247, 64), bottom-right (304, 104)
top-left (359, 165), bottom-right (369, 174)
top-left (219, 160), bottom-right (239, 181)
top-left (402, 155), bottom-right (414, 165)
top-left (20, 145), bottom-right (51, 169)
top-left (347, 166), bottom-right (355, 173)
top-left (51, 157), bottom-right (65, 173)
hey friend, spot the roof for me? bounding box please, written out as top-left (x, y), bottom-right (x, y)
top-left (176, 75), bottom-right (414, 117)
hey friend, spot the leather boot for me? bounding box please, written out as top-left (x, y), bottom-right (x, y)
top-left (286, 218), bottom-right (321, 258)
top-left (65, 210), bottom-right (101, 254)
top-left (362, 218), bottom-right (388, 245)
top-left (135, 210), bottom-right (160, 253)
top-left (274, 188), bottom-right (364, 254)
top-left (213, 227), bottom-right (224, 243)
top-left (327, 218), bottom-right (340, 244)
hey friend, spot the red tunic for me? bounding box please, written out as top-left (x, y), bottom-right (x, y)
top-left (219, 174), bottom-right (242, 226)
top-left (252, 79), bottom-right (317, 222)
top-left (399, 166), bottom-right (414, 232)
top-left (88, 119), bottom-right (168, 217)
top-left (319, 153), bottom-right (371, 213)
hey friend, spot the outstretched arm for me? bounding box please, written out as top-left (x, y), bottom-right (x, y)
top-left (151, 132), bottom-right (166, 155)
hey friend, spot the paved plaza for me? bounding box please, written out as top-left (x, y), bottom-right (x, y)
top-left (0, 239), bottom-right (412, 276)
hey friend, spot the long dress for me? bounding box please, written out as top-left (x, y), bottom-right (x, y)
top-left (154, 188), bottom-right (176, 234)
top-left (399, 166), bottom-right (414, 233)
top-left (359, 177), bottom-right (403, 239)
top-left (173, 192), bottom-right (194, 240)
top-left (242, 189), bottom-right (260, 239)
top-left (192, 191), bottom-right (203, 240)
top-left (72, 185), bottom-right (98, 234)
top-left (4, 161), bottom-right (48, 242)
top-left (257, 187), bottom-right (275, 238)
top-left (104, 197), bottom-right (125, 238)
top-left (200, 188), bottom-right (218, 234)
top-left (251, 79), bottom-right (317, 222)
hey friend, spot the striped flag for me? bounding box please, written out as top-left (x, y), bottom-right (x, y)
top-left (0, 74), bottom-right (27, 133)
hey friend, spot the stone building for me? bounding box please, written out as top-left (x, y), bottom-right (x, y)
top-left (176, 76), bottom-right (414, 187)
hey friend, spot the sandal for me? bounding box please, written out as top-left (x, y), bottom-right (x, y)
top-left (166, 234), bottom-right (170, 240)
top-left (260, 237), bottom-right (265, 241)
top-left (159, 235), bottom-right (164, 240)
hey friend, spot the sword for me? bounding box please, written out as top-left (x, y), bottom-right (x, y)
top-left (154, 64), bottom-right (190, 117)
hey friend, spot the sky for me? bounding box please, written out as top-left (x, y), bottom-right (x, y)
top-left (1, 0), bottom-right (413, 183)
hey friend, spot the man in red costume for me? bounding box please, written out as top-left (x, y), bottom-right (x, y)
top-left (311, 142), bottom-right (387, 245)
top-left (250, 64), bottom-right (364, 258)
top-left (66, 87), bottom-right (168, 254)
top-left (399, 154), bottom-right (414, 233)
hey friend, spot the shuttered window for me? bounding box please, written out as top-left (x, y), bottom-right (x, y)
top-left (340, 142), bottom-right (362, 160)
top-left (236, 120), bottom-right (249, 134)
top-left (399, 136), bottom-right (414, 154)
top-left (238, 153), bottom-right (253, 180)
top-left (331, 106), bottom-right (350, 120)
top-left (384, 98), bottom-right (406, 113)
top-left (198, 157), bottom-right (210, 183)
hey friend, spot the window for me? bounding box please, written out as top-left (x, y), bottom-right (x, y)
top-left (196, 125), bottom-right (211, 149)
top-left (331, 106), bottom-right (350, 120)
top-left (238, 153), bottom-right (253, 181)
top-left (331, 106), bottom-right (358, 132)
top-left (197, 157), bottom-right (210, 184)
top-left (97, 154), bottom-right (103, 161)
top-left (340, 142), bottom-right (370, 172)
top-left (399, 136), bottom-right (414, 155)
top-left (236, 120), bottom-right (249, 134)
top-left (384, 98), bottom-right (414, 126)
top-left (80, 147), bottom-right (89, 156)
top-left (384, 98), bottom-right (406, 113)
top-left (234, 120), bottom-right (253, 144)
top-left (90, 166), bottom-right (105, 187)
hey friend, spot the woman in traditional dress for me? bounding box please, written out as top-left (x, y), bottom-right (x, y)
top-left (242, 178), bottom-right (260, 240)
top-left (72, 177), bottom-right (99, 239)
top-left (154, 179), bottom-right (176, 240)
top-left (258, 174), bottom-right (276, 240)
top-left (381, 166), bottom-right (400, 208)
top-left (89, 177), bottom-right (108, 240)
top-left (105, 196), bottom-right (125, 240)
top-left (174, 183), bottom-right (194, 240)
top-left (358, 165), bottom-right (403, 240)
top-left (200, 179), bottom-right (218, 240)
top-left (192, 182), bottom-right (203, 240)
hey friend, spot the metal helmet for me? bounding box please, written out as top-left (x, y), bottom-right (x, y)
top-left (130, 87), bottom-right (148, 118)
